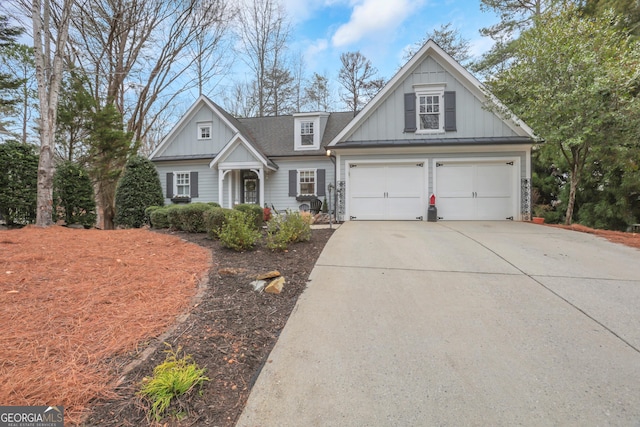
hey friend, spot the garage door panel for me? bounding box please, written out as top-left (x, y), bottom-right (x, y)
top-left (436, 164), bottom-right (474, 197)
top-left (349, 163), bottom-right (425, 220)
top-left (476, 197), bottom-right (513, 220)
top-left (436, 161), bottom-right (516, 221)
top-left (477, 164), bottom-right (512, 198)
top-left (438, 196), bottom-right (475, 220)
top-left (350, 198), bottom-right (386, 220)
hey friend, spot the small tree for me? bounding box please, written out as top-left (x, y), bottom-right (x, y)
top-left (53, 160), bottom-right (96, 227)
top-left (0, 141), bottom-right (38, 225)
top-left (114, 155), bottom-right (164, 228)
top-left (338, 51), bottom-right (384, 115)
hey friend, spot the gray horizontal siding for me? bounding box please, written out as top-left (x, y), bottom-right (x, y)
top-left (154, 160), bottom-right (218, 205)
top-left (264, 158), bottom-right (335, 212)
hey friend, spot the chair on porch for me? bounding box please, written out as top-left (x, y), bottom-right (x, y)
top-left (309, 198), bottom-right (322, 215)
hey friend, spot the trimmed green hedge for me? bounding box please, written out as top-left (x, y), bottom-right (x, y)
top-left (203, 207), bottom-right (234, 239)
top-left (233, 203), bottom-right (263, 230)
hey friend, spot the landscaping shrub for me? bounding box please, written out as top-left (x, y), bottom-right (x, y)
top-left (233, 203), bottom-right (263, 229)
top-left (265, 211), bottom-right (312, 251)
top-left (114, 155), bottom-right (164, 228)
top-left (149, 206), bottom-right (178, 229)
top-left (218, 211), bottom-right (261, 251)
top-left (0, 141), bottom-right (37, 225)
top-left (145, 206), bottom-right (162, 226)
top-left (138, 345), bottom-right (208, 421)
top-left (53, 161), bottom-right (96, 228)
top-left (207, 202), bottom-right (221, 208)
top-left (203, 207), bottom-right (234, 239)
top-left (168, 203), bottom-right (216, 233)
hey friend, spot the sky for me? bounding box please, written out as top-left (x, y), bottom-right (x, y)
top-left (279, 0), bottom-right (499, 81)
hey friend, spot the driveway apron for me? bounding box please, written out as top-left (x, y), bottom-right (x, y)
top-left (236, 222), bottom-right (640, 426)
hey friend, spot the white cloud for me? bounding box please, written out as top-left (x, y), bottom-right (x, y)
top-left (331, 0), bottom-right (421, 47)
top-left (468, 36), bottom-right (494, 59)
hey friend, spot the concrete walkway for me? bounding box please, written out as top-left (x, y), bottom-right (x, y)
top-left (236, 222), bottom-right (640, 426)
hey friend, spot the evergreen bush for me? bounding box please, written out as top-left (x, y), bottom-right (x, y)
top-left (0, 141), bottom-right (38, 225)
top-left (218, 211), bottom-right (261, 251)
top-left (53, 161), bottom-right (97, 228)
top-left (233, 203), bottom-right (263, 229)
top-left (168, 203), bottom-right (216, 232)
top-left (114, 155), bottom-right (164, 228)
top-left (145, 206), bottom-right (162, 226)
top-left (203, 207), bottom-right (234, 239)
top-left (149, 206), bottom-right (175, 229)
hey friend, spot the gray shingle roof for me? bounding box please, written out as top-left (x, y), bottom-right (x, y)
top-left (238, 112), bottom-right (354, 157)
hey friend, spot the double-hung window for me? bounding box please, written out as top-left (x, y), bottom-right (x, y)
top-left (298, 169), bottom-right (316, 196)
top-left (300, 121), bottom-right (314, 146)
top-left (418, 94), bottom-right (441, 131)
top-left (175, 172), bottom-right (190, 196)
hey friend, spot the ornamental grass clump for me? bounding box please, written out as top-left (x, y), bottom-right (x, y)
top-left (138, 346), bottom-right (209, 421)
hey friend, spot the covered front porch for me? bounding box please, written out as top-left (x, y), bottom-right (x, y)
top-left (210, 132), bottom-right (278, 208)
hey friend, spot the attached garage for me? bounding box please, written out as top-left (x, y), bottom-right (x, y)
top-left (347, 162), bottom-right (426, 220)
top-left (434, 159), bottom-right (518, 221)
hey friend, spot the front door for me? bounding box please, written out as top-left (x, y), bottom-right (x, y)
top-left (242, 171), bottom-right (259, 204)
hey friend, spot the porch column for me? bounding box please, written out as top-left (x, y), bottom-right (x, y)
top-left (219, 169), bottom-right (231, 207)
top-left (251, 168), bottom-right (264, 207)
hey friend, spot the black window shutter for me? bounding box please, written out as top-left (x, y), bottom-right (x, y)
top-left (288, 170), bottom-right (297, 197)
top-left (190, 171), bottom-right (199, 197)
top-left (404, 93), bottom-right (417, 132)
top-left (316, 169), bottom-right (326, 196)
top-left (166, 173), bottom-right (173, 198)
top-left (444, 91), bottom-right (456, 131)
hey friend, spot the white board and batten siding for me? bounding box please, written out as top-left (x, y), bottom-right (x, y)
top-left (157, 104), bottom-right (236, 158)
top-left (348, 56), bottom-right (520, 143)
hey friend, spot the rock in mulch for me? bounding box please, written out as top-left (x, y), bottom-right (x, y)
top-left (265, 276), bottom-right (285, 294)
top-left (249, 280), bottom-right (267, 292)
top-left (256, 270), bottom-right (280, 280)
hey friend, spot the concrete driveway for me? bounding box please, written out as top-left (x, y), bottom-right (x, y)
top-left (236, 222), bottom-right (640, 426)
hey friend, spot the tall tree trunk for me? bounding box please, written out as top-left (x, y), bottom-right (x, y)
top-left (564, 161), bottom-right (580, 225)
top-left (32, 0), bottom-right (74, 227)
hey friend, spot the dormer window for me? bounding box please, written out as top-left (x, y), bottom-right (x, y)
top-left (198, 123), bottom-right (212, 140)
top-left (294, 114), bottom-right (324, 151)
top-left (301, 121), bottom-right (314, 146)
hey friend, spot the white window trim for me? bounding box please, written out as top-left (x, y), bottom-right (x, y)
top-left (173, 171), bottom-right (191, 197)
top-left (294, 117), bottom-right (320, 151)
top-left (198, 122), bottom-right (212, 140)
top-left (297, 168), bottom-right (317, 196)
top-left (414, 84), bottom-right (445, 135)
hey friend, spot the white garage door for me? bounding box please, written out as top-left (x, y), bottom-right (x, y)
top-left (349, 162), bottom-right (425, 220)
top-left (435, 160), bottom-right (516, 220)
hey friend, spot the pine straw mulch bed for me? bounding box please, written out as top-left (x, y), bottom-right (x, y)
top-left (0, 224), bottom-right (334, 426)
top-left (0, 226), bottom-right (211, 425)
top-left (547, 223), bottom-right (640, 250)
